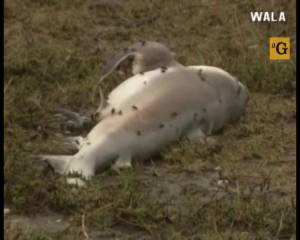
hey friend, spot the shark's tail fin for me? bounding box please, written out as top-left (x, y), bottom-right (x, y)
top-left (34, 154), bottom-right (73, 175)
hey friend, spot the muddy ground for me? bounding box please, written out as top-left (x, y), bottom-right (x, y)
top-left (4, 0), bottom-right (296, 239)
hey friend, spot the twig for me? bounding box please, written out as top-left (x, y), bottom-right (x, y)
top-left (275, 210), bottom-right (285, 239)
top-left (115, 209), bottom-right (154, 237)
top-left (82, 214), bottom-right (89, 239)
top-left (4, 78), bottom-right (14, 94)
top-left (116, 216), bottom-right (154, 237)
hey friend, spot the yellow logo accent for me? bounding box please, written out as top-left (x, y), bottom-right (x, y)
top-left (269, 37), bottom-right (290, 60)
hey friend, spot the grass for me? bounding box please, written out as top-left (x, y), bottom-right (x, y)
top-left (4, 0), bottom-right (296, 239)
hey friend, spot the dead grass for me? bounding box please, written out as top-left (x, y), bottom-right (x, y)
top-left (4, 0), bottom-right (296, 239)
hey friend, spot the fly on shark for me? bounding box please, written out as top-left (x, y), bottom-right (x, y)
top-left (36, 41), bottom-right (249, 186)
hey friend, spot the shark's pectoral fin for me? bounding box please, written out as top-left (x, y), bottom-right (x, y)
top-left (35, 154), bottom-right (72, 175)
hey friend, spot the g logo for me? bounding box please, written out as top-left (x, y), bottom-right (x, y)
top-left (269, 38), bottom-right (290, 60)
top-left (275, 42), bottom-right (288, 55)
